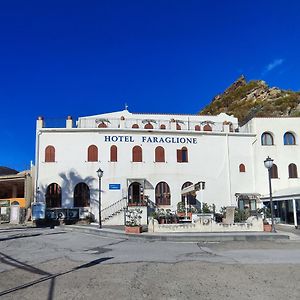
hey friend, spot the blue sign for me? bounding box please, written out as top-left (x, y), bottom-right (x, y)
top-left (109, 184), bottom-right (121, 190)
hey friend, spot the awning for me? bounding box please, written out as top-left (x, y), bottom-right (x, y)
top-left (260, 187), bottom-right (300, 201)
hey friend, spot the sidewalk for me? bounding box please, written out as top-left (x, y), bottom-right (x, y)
top-left (60, 223), bottom-right (291, 242)
top-left (1, 222), bottom-right (296, 242)
top-left (276, 224), bottom-right (300, 241)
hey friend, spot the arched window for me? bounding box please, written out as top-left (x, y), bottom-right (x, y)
top-left (261, 132), bottom-right (274, 145)
top-left (87, 145), bottom-right (98, 162)
top-left (74, 183), bottom-right (90, 207)
top-left (144, 122), bottom-right (153, 129)
top-left (181, 181), bottom-right (196, 205)
top-left (177, 147), bottom-right (188, 163)
top-left (270, 164), bottom-right (278, 179)
top-left (284, 132), bottom-right (296, 145)
top-left (239, 164), bottom-right (246, 172)
top-left (288, 163), bottom-right (298, 178)
top-left (98, 122), bottom-right (107, 128)
top-left (110, 145), bottom-right (117, 162)
top-left (155, 146), bottom-right (165, 162)
top-left (203, 124), bottom-right (212, 131)
top-left (160, 124), bottom-right (166, 129)
top-left (195, 125), bottom-right (201, 131)
top-left (132, 124), bottom-right (139, 129)
top-left (45, 145), bottom-right (55, 162)
top-left (46, 183), bottom-right (61, 208)
top-left (176, 123), bottom-right (181, 130)
top-left (155, 182), bottom-right (171, 205)
top-left (132, 145), bottom-right (142, 162)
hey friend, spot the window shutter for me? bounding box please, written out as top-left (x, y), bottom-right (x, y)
top-left (98, 122), bottom-right (107, 128)
top-left (177, 149), bottom-right (182, 162)
top-left (144, 123), bottom-right (153, 129)
top-left (110, 145), bottom-right (117, 162)
top-left (133, 146), bottom-right (142, 162)
top-left (155, 146), bottom-right (165, 162)
top-left (182, 147), bottom-right (188, 162)
top-left (203, 124), bottom-right (212, 131)
top-left (289, 164), bottom-right (298, 178)
top-left (88, 145), bottom-right (98, 162)
top-left (45, 146), bottom-right (55, 162)
top-left (271, 164), bottom-right (278, 178)
top-left (239, 164), bottom-right (246, 172)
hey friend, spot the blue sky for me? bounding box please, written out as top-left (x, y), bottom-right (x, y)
top-left (1, 0), bottom-right (300, 171)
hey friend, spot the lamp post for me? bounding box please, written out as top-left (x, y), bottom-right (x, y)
top-left (264, 156), bottom-right (276, 232)
top-left (96, 168), bottom-right (104, 229)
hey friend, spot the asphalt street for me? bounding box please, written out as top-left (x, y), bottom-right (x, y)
top-left (0, 226), bottom-right (300, 299)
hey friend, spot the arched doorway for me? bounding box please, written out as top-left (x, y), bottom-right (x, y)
top-left (128, 182), bottom-right (143, 206)
top-left (74, 183), bottom-right (90, 207)
top-left (181, 182), bottom-right (196, 205)
top-left (155, 182), bottom-right (171, 205)
top-left (46, 183), bottom-right (62, 208)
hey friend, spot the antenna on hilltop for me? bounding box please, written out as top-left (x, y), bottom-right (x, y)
top-left (125, 103), bottom-right (128, 110)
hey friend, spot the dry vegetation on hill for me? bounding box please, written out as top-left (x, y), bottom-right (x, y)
top-left (200, 75), bottom-right (300, 125)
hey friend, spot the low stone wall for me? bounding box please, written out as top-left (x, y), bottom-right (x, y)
top-left (148, 216), bottom-right (264, 233)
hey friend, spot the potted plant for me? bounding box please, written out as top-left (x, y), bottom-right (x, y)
top-left (258, 207), bottom-right (272, 232)
top-left (125, 208), bottom-right (143, 234)
top-left (263, 219), bottom-right (272, 232)
top-left (176, 202), bottom-right (193, 220)
top-left (157, 208), bottom-right (166, 224)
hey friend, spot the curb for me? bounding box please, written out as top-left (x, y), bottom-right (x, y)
top-left (60, 225), bottom-right (290, 242)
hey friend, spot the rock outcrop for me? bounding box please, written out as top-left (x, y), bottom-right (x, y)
top-left (200, 75), bottom-right (300, 125)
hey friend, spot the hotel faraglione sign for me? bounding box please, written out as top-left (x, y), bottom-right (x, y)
top-left (104, 135), bottom-right (197, 144)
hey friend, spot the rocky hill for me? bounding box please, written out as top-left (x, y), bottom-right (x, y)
top-left (0, 166), bottom-right (18, 176)
top-left (200, 75), bottom-right (300, 125)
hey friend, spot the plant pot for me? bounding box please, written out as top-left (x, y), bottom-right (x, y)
top-left (264, 224), bottom-right (272, 232)
top-left (159, 218), bottom-right (165, 224)
top-left (125, 226), bottom-right (142, 234)
top-left (177, 212), bottom-right (192, 219)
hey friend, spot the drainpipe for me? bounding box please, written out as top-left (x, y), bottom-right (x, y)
top-left (35, 118), bottom-right (43, 204)
top-left (226, 134), bottom-right (233, 205)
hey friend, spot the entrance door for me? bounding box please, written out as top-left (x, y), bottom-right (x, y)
top-left (128, 182), bottom-right (143, 206)
top-left (10, 202), bottom-right (20, 224)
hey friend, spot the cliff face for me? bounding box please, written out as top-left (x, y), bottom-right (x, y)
top-left (200, 75), bottom-right (300, 125)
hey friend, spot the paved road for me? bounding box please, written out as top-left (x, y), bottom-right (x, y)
top-left (0, 226), bottom-right (300, 299)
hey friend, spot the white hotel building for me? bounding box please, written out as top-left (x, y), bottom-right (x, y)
top-left (34, 109), bottom-right (300, 226)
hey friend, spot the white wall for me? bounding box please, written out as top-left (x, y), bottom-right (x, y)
top-left (242, 117), bottom-right (300, 197)
top-left (36, 116), bottom-right (255, 220)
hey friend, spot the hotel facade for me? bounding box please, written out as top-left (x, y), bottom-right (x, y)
top-left (34, 109), bottom-right (300, 226)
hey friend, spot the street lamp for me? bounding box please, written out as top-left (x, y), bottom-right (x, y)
top-left (264, 156), bottom-right (276, 232)
top-left (96, 168), bottom-right (104, 229)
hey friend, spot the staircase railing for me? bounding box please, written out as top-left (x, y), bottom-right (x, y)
top-left (101, 197), bottom-right (128, 221)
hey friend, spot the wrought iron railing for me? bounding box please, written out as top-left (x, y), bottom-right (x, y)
top-left (101, 197), bottom-right (128, 221)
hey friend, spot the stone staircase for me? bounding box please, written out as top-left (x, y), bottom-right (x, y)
top-left (102, 197), bottom-right (128, 225)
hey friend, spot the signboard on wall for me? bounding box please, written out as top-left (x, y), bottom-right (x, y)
top-left (0, 200), bottom-right (10, 207)
top-left (109, 184), bottom-right (121, 190)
